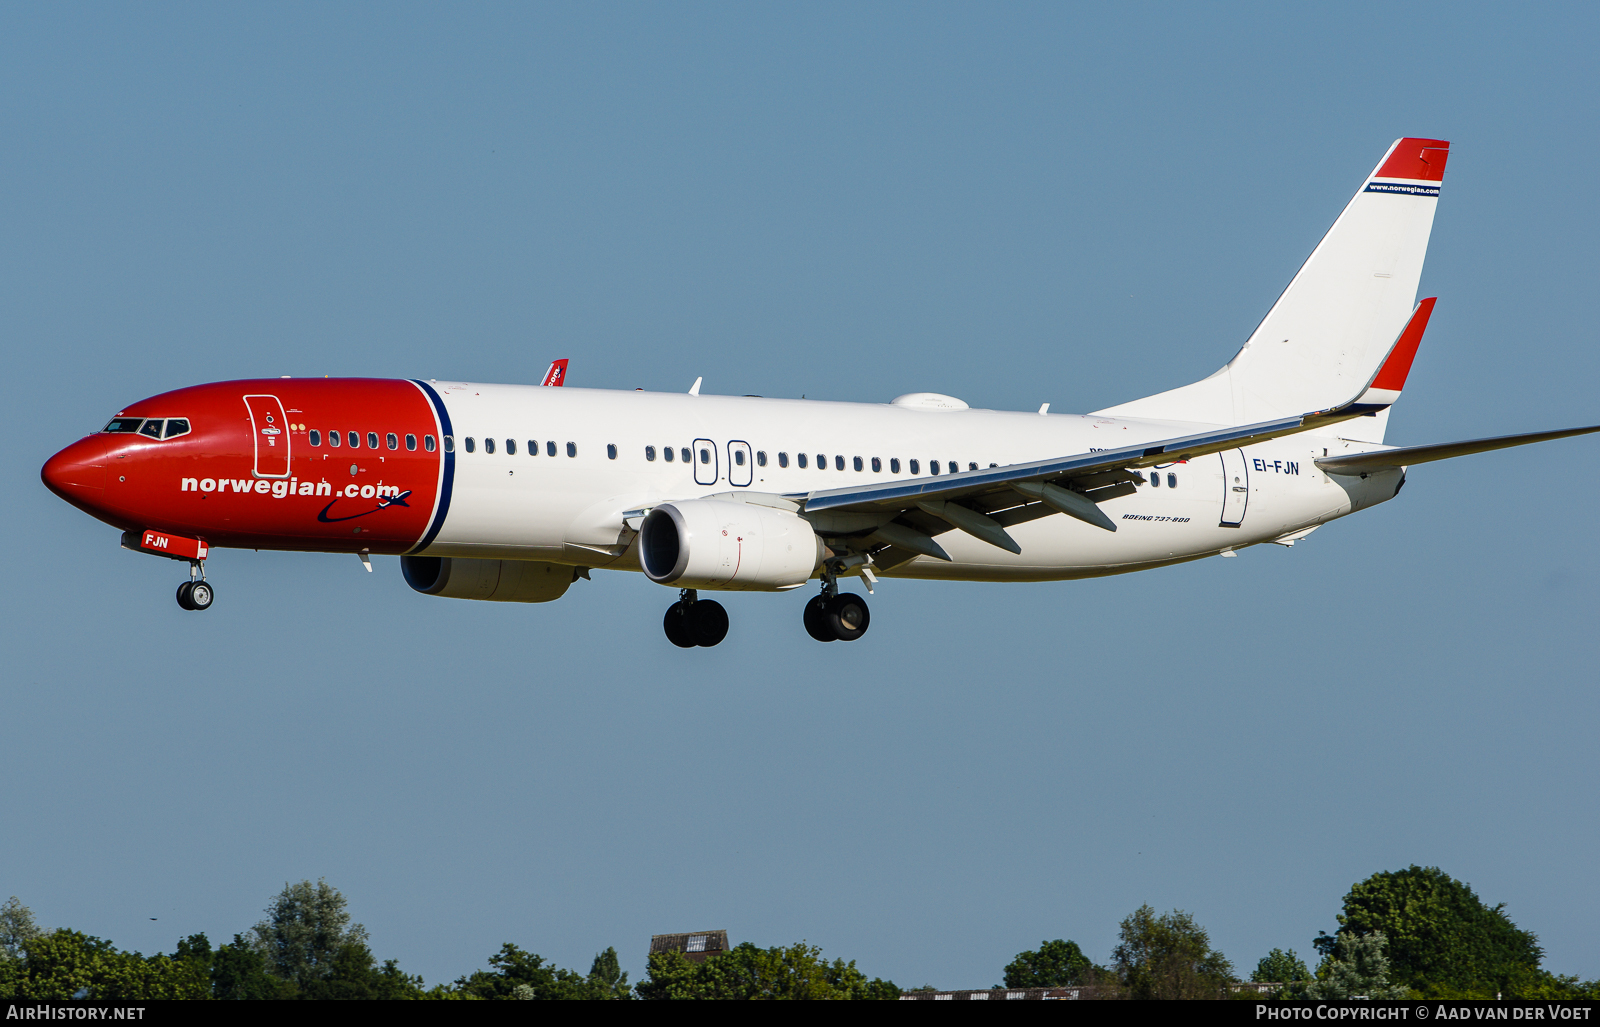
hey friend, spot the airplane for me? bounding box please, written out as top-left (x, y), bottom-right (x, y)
top-left (41, 137), bottom-right (1600, 647)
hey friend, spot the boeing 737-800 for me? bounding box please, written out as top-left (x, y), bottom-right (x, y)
top-left (40, 137), bottom-right (1599, 646)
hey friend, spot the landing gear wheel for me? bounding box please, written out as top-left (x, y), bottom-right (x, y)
top-left (663, 603), bottom-right (697, 648)
top-left (803, 595), bottom-right (836, 642)
top-left (187, 580), bottom-right (215, 611)
top-left (176, 581), bottom-right (195, 610)
top-left (824, 592), bottom-right (869, 641)
top-left (686, 599), bottom-right (728, 647)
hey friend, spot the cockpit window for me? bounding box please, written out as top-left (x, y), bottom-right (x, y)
top-left (138, 419), bottom-right (165, 439)
top-left (164, 419), bottom-right (191, 439)
top-left (104, 417), bottom-right (144, 433)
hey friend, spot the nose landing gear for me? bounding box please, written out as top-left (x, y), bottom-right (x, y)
top-left (663, 589), bottom-right (728, 647)
top-left (176, 560), bottom-right (214, 611)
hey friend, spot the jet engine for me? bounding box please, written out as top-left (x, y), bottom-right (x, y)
top-left (639, 500), bottom-right (824, 591)
top-left (400, 556), bottom-right (573, 603)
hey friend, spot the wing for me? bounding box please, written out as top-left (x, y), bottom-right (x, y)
top-left (1314, 424), bottom-right (1600, 476)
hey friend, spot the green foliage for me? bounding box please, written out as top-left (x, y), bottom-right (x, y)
top-left (1333, 865), bottom-right (1542, 994)
top-left (1003, 939), bottom-right (1093, 988)
top-left (1, 897), bottom-right (42, 962)
top-left (453, 942), bottom-right (624, 1000)
top-left (6, 929), bottom-right (211, 1000)
top-left (251, 879), bottom-right (371, 993)
top-left (636, 942), bottom-right (899, 1000)
top-left (210, 933), bottom-right (284, 1000)
top-left (1304, 932), bottom-right (1406, 1000)
top-left (1111, 905), bottom-right (1234, 1000)
top-left (1252, 948), bottom-right (1310, 984)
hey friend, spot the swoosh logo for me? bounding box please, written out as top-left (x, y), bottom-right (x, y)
top-left (317, 490), bottom-right (412, 523)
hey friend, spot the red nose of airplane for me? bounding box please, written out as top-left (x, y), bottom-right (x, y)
top-left (42, 436), bottom-right (114, 513)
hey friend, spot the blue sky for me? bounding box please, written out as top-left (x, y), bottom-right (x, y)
top-left (4, 2), bottom-right (1597, 989)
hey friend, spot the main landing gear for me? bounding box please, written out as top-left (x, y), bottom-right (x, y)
top-left (176, 560), bottom-right (214, 611)
top-left (803, 570), bottom-right (870, 643)
top-left (663, 589), bottom-right (729, 648)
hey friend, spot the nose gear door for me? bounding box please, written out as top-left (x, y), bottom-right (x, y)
top-left (244, 394), bottom-right (291, 478)
top-left (692, 438), bottom-right (718, 486)
top-left (727, 440), bottom-right (752, 487)
top-left (1219, 448), bottom-right (1248, 527)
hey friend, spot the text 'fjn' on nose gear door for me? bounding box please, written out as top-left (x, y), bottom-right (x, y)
top-left (693, 438), bottom-right (718, 486)
top-left (244, 394), bottom-right (291, 478)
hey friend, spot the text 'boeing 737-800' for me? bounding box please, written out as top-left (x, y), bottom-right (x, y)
top-left (41, 138), bottom-right (1600, 646)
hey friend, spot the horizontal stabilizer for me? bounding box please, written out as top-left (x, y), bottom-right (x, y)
top-left (1315, 424), bottom-right (1600, 476)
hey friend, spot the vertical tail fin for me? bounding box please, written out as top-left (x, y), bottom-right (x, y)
top-left (1097, 137), bottom-right (1449, 442)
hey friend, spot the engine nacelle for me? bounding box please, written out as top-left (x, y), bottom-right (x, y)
top-left (400, 556), bottom-right (573, 603)
top-left (639, 500), bottom-right (823, 591)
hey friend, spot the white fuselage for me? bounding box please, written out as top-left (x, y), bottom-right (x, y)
top-left (419, 382), bottom-right (1401, 582)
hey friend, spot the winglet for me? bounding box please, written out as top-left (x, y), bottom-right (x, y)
top-left (541, 359), bottom-right (569, 386)
top-left (1348, 297), bottom-right (1436, 412)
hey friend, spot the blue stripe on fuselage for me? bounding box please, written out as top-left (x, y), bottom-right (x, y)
top-left (408, 379), bottom-right (455, 554)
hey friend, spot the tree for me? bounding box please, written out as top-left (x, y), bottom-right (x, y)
top-left (1111, 905), bottom-right (1234, 1000)
top-left (1, 897), bottom-right (42, 962)
top-left (587, 947), bottom-right (631, 1000)
top-left (1252, 948), bottom-right (1310, 984)
top-left (1304, 932), bottom-right (1406, 1000)
top-left (636, 942), bottom-right (899, 1000)
top-left (1331, 866), bottom-right (1542, 993)
top-left (250, 879), bottom-right (370, 996)
top-left (1003, 939), bottom-right (1093, 988)
top-left (210, 933), bottom-right (283, 1000)
top-left (4, 929), bottom-right (210, 1000)
top-left (455, 942), bottom-right (593, 1000)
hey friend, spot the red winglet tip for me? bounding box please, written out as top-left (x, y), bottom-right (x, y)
top-left (1370, 297), bottom-right (1437, 392)
top-left (541, 358), bottom-right (569, 386)
top-left (1377, 138), bottom-right (1450, 182)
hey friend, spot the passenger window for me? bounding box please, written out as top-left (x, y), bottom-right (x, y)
top-left (329, 430), bottom-right (341, 447)
top-left (834, 455), bottom-right (844, 471)
top-left (442, 435), bottom-right (454, 452)
top-left (681, 447), bottom-right (691, 463)
top-left (852, 456), bottom-right (863, 472)
top-left (484, 437), bottom-right (496, 454)
top-left (663, 446), bottom-right (673, 462)
top-left (797, 453), bottom-right (807, 468)
top-left (646, 446), bottom-right (657, 461)
top-left (405, 434), bottom-right (417, 451)
top-left (968, 462), bottom-right (978, 472)
top-left (527, 440), bottom-right (537, 456)
top-left (102, 417), bottom-right (145, 433)
top-left (909, 459), bottom-right (919, 474)
top-left (1168, 473), bottom-right (1177, 488)
top-left (948, 461), bottom-right (958, 474)
top-left (139, 419), bottom-right (164, 438)
top-left (465, 437), bottom-right (476, 453)
top-left (164, 419), bottom-right (190, 439)
top-left (929, 460), bottom-right (940, 475)
top-left (756, 451), bottom-right (767, 467)
top-left (566, 442), bottom-right (576, 458)
top-left (871, 457), bottom-right (881, 472)
top-left (734, 450), bottom-right (745, 466)
top-left (367, 432), bottom-right (379, 449)
top-left (309, 429), bottom-right (321, 446)
top-left (1150, 472), bottom-right (1159, 487)
top-left (989, 463), bottom-right (998, 468)
top-left (424, 435), bottom-right (436, 452)
top-left (505, 439), bottom-right (516, 455)
top-left (548, 441), bottom-right (558, 457)
top-left (778, 452), bottom-right (789, 468)
top-left (890, 458), bottom-right (900, 473)
top-left (699, 447), bottom-right (710, 464)
top-left (387, 433), bottom-right (399, 451)
top-left (607, 444), bottom-right (617, 460)
top-left (816, 454), bottom-right (825, 470)
top-left (348, 432), bottom-right (360, 448)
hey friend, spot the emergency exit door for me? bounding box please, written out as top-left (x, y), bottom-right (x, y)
top-left (244, 394), bottom-right (291, 478)
top-left (1219, 449), bottom-right (1248, 527)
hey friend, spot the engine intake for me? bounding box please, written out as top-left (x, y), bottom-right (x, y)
top-left (400, 556), bottom-right (573, 603)
top-left (639, 500), bottom-right (823, 591)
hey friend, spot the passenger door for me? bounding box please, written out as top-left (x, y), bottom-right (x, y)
top-left (1219, 449), bottom-right (1248, 527)
top-left (692, 438), bottom-right (718, 486)
top-left (244, 394), bottom-right (291, 478)
top-left (727, 440), bottom-right (753, 487)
